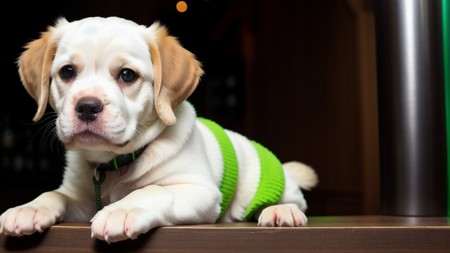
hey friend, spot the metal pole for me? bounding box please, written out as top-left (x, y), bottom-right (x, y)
top-left (374, 0), bottom-right (447, 216)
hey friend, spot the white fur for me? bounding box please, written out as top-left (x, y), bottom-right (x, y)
top-left (0, 16), bottom-right (318, 243)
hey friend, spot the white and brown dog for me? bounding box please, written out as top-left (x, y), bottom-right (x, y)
top-left (0, 16), bottom-right (318, 243)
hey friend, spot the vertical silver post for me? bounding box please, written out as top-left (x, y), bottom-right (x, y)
top-left (374, 0), bottom-right (447, 216)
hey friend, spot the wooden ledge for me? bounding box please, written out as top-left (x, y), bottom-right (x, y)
top-left (1, 215), bottom-right (450, 252)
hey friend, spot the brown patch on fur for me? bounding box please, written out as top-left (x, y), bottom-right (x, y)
top-left (18, 27), bottom-right (57, 122)
top-left (148, 24), bottom-right (204, 125)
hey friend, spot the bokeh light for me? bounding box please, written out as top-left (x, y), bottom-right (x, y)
top-left (176, 1), bottom-right (188, 13)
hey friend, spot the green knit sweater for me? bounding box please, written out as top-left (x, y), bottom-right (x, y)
top-left (198, 118), bottom-right (285, 221)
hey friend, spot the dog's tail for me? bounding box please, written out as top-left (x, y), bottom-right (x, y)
top-left (283, 161), bottom-right (318, 190)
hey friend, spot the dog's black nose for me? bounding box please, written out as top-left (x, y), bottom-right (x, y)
top-left (75, 97), bottom-right (103, 122)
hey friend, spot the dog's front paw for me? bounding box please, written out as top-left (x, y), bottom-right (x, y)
top-left (91, 208), bottom-right (156, 243)
top-left (0, 207), bottom-right (59, 236)
top-left (257, 204), bottom-right (308, 227)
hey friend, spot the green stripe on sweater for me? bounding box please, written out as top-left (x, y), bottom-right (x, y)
top-left (198, 118), bottom-right (285, 221)
top-left (198, 118), bottom-right (238, 220)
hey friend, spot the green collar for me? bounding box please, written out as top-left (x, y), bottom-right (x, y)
top-left (94, 145), bottom-right (147, 174)
top-left (91, 145), bottom-right (148, 211)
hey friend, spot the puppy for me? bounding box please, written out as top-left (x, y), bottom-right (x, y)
top-left (0, 16), bottom-right (318, 243)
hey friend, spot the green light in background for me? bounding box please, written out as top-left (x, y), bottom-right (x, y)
top-left (443, 0), bottom-right (450, 217)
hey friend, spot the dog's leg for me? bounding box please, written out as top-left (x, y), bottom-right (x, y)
top-left (0, 191), bottom-right (67, 236)
top-left (90, 184), bottom-right (220, 243)
top-left (257, 203), bottom-right (308, 227)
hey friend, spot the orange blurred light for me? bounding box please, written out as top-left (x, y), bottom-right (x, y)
top-left (176, 1), bottom-right (188, 13)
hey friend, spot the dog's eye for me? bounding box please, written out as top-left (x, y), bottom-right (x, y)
top-left (119, 68), bottom-right (137, 83)
top-left (59, 65), bottom-right (76, 80)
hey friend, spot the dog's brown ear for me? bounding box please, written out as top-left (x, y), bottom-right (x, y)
top-left (17, 28), bottom-right (57, 122)
top-left (147, 23), bottom-right (203, 125)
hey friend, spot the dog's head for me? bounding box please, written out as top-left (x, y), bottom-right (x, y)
top-left (18, 16), bottom-right (203, 152)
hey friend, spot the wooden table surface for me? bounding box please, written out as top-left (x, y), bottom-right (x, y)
top-left (1, 215), bottom-right (450, 253)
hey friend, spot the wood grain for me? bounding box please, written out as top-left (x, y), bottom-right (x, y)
top-left (1, 216), bottom-right (449, 252)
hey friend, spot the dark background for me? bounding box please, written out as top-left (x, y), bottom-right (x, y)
top-left (0, 0), bottom-right (379, 216)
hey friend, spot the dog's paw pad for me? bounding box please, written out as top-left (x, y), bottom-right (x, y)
top-left (257, 204), bottom-right (307, 227)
